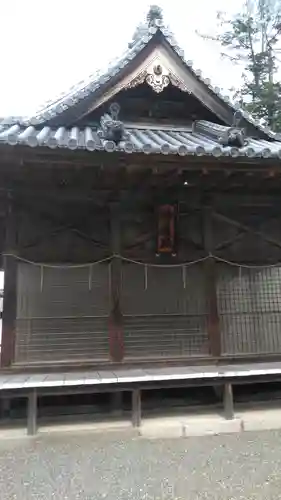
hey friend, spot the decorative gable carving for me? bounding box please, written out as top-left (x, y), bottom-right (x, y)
top-left (169, 73), bottom-right (190, 93)
top-left (127, 71), bottom-right (147, 89)
top-left (126, 60), bottom-right (190, 94)
top-left (16, 4), bottom-right (275, 141)
top-left (146, 64), bottom-right (170, 93)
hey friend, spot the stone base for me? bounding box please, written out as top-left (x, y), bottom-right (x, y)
top-left (140, 414), bottom-right (242, 439)
top-left (2, 405), bottom-right (281, 439)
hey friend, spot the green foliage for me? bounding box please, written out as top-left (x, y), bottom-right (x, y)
top-left (204, 0), bottom-right (281, 131)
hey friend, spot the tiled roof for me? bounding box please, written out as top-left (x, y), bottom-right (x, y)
top-left (1, 8), bottom-right (279, 141)
top-left (0, 120), bottom-right (280, 159)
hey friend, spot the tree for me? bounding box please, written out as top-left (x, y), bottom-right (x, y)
top-left (200, 0), bottom-right (281, 131)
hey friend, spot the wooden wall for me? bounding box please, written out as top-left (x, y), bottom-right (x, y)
top-left (3, 178), bottom-right (281, 367)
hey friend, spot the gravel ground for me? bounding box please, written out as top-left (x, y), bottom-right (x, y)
top-left (0, 430), bottom-right (281, 499)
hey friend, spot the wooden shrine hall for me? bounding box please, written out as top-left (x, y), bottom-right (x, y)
top-left (2, 5), bottom-right (281, 377)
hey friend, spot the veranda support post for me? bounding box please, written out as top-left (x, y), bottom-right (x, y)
top-left (1, 200), bottom-right (18, 368)
top-left (203, 204), bottom-right (221, 358)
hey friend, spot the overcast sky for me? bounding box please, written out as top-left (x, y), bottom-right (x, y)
top-left (0, 0), bottom-right (245, 117)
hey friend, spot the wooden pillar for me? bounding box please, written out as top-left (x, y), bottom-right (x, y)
top-left (132, 389), bottom-right (141, 428)
top-left (0, 397), bottom-right (11, 419)
top-left (223, 383), bottom-right (234, 420)
top-left (27, 389), bottom-right (38, 436)
top-left (109, 202), bottom-right (124, 362)
top-left (213, 385), bottom-right (223, 401)
top-left (110, 391), bottom-right (123, 417)
top-left (1, 200), bottom-right (18, 368)
top-left (203, 205), bottom-right (221, 358)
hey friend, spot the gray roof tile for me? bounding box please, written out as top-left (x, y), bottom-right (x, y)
top-left (0, 120), bottom-right (280, 159)
top-left (2, 9), bottom-right (279, 141)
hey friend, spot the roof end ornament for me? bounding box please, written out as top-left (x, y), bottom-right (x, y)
top-left (128, 5), bottom-right (163, 49)
top-left (219, 111), bottom-right (249, 148)
top-left (98, 103), bottom-right (128, 144)
top-left (147, 5), bottom-right (163, 28)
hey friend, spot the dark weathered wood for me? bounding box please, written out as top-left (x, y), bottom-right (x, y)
top-left (215, 232), bottom-right (245, 252)
top-left (0, 397), bottom-right (11, 419)
top-left (1, 201), bottom-right (18, 368)
top-left (109, 202), bottom-right (124, 362)
top-left (111, 391), bottom-right (123, 416)
top-left (1, 255), bottom-right (17, 368)
top-left (110, 202), bottom-right (122, 289)
top-left (213, 385), bottom-right (223, 401)
top-left (203, 205), bottom-right (221, 358)
top-left (2, 144), bottom-right (281, 176)
top-left (19, 201), bottom-right (108, 250)
top-left (132, 389), bottom-right (141, 428)
top-left (214, 211), bottom-right (281, 250)
top-left (223, 383), bottom-right (234, 420)
top-left (214, 210), bottom-right (281, 252)
top-left (27, 389), bottom-right (37, 436)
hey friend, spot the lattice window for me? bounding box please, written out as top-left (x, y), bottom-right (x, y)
top-left (217, 264), bottom-right (281, 355)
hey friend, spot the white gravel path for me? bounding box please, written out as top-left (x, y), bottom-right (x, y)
top-left (0, 429), bottom-right (280, 499)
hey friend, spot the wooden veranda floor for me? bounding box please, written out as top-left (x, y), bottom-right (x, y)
top-left (1, 360), bottom-right (281, 390)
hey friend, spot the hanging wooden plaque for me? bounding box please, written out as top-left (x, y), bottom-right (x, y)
top-left (157, 205), bottom-right (176, 255)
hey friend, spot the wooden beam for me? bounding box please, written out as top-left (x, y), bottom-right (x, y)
top-left (180, 235), bottom-right (205, 251)
top-left (18, 201), bottom-right (108, 250)
top-left (0, 397), bottom-right (11, 419)
top-left (214, 210), bottom-right (281, 252)
top-left (215, 232), bottom-right (244, 252)
top-left (1, 200), bottom-right (18, 368)
top-left (223, 383), bottom-right (234, 420)
top-left (109, 202), bottom-right (124, 362)
top-left (132, 389), bottom-right (141, 428)
top-left (22, 225), bottom-right (72, 250)
top-left (214, 211), bottom-right (281, 251)
top-left (110, 392), bottom-right (123, 417)
top-left (203, 205), bottom-right (221, 358)
top-left (2, 144), bottom-right (281, 172)
top-left (27, 389), bottom-right (38, 436)
top-left (2, 182), bottom-right (281, 210)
